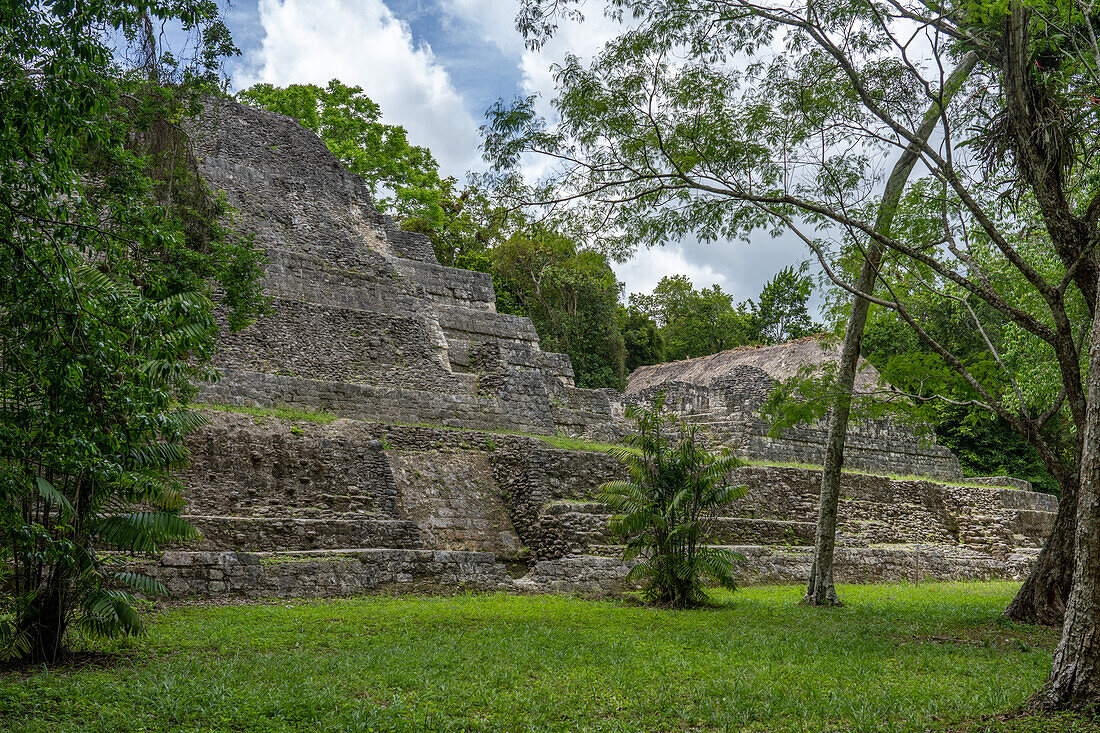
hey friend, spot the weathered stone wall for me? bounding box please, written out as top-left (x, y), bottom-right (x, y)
top-left (533, 465), bottom-right (1057, 559)
top-left (185, 517), bottom-right (424, 552)
top-left (157, 412), bottom-right (1059, 599)
top-left (182, 413), bottom-right (398, 518)
top-left (389, 450), bottom-right (522, 558)
top-left (212, 297), bottom-right (463, 391)
top-left (628, 371), bottom-right (963, 480)
top-left (189, 96), bottom-right (621, 441)
top-left (141, 549), bottom-right (513, 598)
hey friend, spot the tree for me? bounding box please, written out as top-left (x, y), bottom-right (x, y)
top-left (495, 226), bottom-right (627, 388)
top-left (859, 286), bottom-right (1073, 495)
top-left (600, 396), bottom-right (746, 607)
top-left (619, 305), bottom-right (665, 373)
top-left (0, 2), bottom-right (264, 663)
top-left (629, 275), bottom-right (753, 360)
top-left (487, 0), bottom-right (1100, 707)
top-left (747, 262), bottom-right (819, 344)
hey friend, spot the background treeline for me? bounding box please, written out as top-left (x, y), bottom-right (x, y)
top-left (238, 80), bottom-right (820, 390)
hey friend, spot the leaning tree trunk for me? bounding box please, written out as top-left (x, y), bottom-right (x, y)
top-left (1039, 291), bottom-right (1100, 711)
top-left (804, 52), bottom-right (979, 606)
top-left (805, 249), bottom-right (880, 606)
top-left (1005, 476), bottom-right (1077, 626)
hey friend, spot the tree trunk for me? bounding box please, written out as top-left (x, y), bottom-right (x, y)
top-left (804, 52), bottom-right (978, 606)
top-left (19, 578), bottom-right (68, 665)
top-left (1005, 477), bottom-right (1077, 626)
top-left (804, 249), bottom-right (879, 606)
top-left (1039, 293), bottom-right (1100, 711)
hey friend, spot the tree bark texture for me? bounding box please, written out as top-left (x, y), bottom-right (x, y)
top-left (804, 53), bottom-right (978, 606)
top-left (804, 248), bottom-right (879, 606)
top-left (19, 577), bottom-right (68, 665)
top-left (1040, 289), bottom-right (1100, 711)
top-left (1006, 478), bottom-right (1077, 626)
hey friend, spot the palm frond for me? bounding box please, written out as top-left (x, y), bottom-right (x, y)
top-left (112, 571), bottom-right (168, 597)
top-left (93, 512), bottom-right (200, 553)
top-left (35, 476), bottom-right (74, 517)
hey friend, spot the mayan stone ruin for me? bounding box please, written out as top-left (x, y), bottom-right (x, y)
top-left (626, 338), bottom-right (963, 479)
top-left (141, 97), bottom-right (1060, 599)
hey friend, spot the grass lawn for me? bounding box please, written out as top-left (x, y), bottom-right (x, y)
top-left (1, 582), bottom-right (1095, 733)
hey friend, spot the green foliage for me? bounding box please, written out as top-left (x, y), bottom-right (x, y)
top-left (629, 275), bottom-right (753, 361)
top-left (626, 265), bottom-right (820, 364)
top-left (495, 227), bottom-right (627, 389)
top-left (618, 305), bottom-right (665, 373)
top-left (0, 584), bottom-right (1072, 731)
top-left (748, 262), bottom-right (819, 344)
top-left (858, 299), bottom-right (1074, 494)
top-left (0, 0), bottom-right (262, 663)
top-left (486, 0), bottom-right (1099, 514)
top-left (601, 396), bottom-right (746, 607)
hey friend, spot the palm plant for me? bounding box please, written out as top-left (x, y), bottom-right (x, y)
top-left (0, 268), bottom-right (209, 663)
top-left (600, 396), bottom-right (746, 608)
top-left (0, 0), bottom-right (262, 660)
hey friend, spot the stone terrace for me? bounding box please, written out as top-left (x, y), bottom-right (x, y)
top-left (142, 98), bottom-right (1061, 599)
top-left (146, 410), bottom-right (1058, 598)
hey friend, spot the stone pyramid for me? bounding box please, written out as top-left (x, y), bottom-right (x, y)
top-left (190, 96), bottom-right (622, 439)
top-left (137, 98), bottom-right (1059, 599)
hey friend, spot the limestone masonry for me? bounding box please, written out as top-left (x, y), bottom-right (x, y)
top-left (146, 98), bottom-right (1060, 598)
top-left (626, 339), bottom-right (963, 480)
top-left (190, 97), bottom-right (621, 440)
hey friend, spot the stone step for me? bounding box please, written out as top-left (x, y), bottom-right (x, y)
top-left (436, 304), bottom-right (540, 345)
top-left (140, 548), bottom-right (513, 598)
top-left (581, 542), bottom-right (1029, 584)
top-left (197, 369), bottom-right (557, 435)
top-left (550, 514), bottom-right (817, 550)
top-left (261, 248), bottom-right (438, 316)
top-left (392, 258), bottom-right (497, 310)
top-left (179, 516), bottom-right (425, 552)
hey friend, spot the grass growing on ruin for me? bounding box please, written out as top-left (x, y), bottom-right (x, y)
top-left (2, 582), bottom-right (1090, 733)
top-left (741, 458), bottom-right (1027, 491)
top-left (540, 433), bottom-right (633, 453)
top-left (195, 402), bottom-right (340, 424)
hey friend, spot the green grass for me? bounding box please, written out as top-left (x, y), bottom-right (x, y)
top-left (741, 459), bottom-right (1024, 491)
top-left (539, 434), bottom-right (630, 453)
top-left (2, 582), bottom-right (1092, 732)
top-left (195, 402), bottom-right (339, 424)
top-left (197, 404), bottom-right (621, 453)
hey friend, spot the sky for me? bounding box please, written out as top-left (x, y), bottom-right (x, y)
top-left (220, 0), bottom-right (814, 306)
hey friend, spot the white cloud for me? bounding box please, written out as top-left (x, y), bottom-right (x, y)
top-left (614, 242), bottom-right (730, 300)
top-left (440, 0), bottom-right (624, 102)
top-left (239, 0), bottom-right (482, 177)
top-left (431, 0), bottom-right (818, 307)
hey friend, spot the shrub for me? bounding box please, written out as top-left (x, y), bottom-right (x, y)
top-left (600, 396), bottom-right (746, 608)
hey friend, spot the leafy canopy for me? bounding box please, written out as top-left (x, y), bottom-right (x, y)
top-left (0, 0), bottom-right (263, 663)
